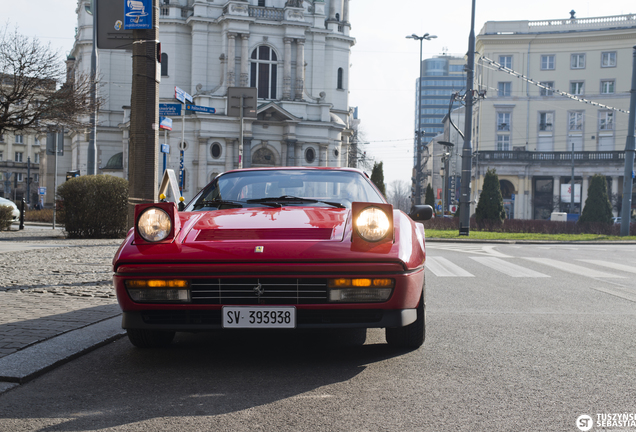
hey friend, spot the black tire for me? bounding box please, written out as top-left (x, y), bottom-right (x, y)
top-left (385, 295), bottom-right (425, 350)
top-left (126, 329), bottom-right (176, 348)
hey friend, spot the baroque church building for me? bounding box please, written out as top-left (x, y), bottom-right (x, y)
top-left (43, 0), bottom-right (354, 203)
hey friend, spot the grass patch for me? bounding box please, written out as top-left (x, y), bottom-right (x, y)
top-left (425, 229), bottom-right (636, 242)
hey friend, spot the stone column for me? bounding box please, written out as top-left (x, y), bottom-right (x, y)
top-left (319, 144), bottom-right (329, 167)
top-left (227, 33), bottom-right (236, 87)
top-left (286, 139), bottom-right (297, 166)
top-left (581, 176), bottom-right (589, 213)
top-left (198, 138), bottom-right (208, 191)
top-left (283, 38), bottom-right (293, 100)
top-left (281, 141), bottom-right (288, 166)
top-left (295, 39), bottom-right (305, 100)
top-left (295, 142), bottom-right (303, 166)
top-left (553, 176), bottom-right (560, 211)
top-left (611, 176), bottom-right (619, 216)
top-left (343, 0), bottom-right (350, 23)
top-left (240, 34), bottom-right (249, 87)
top-left (225, 140), bottom-right (234, 171)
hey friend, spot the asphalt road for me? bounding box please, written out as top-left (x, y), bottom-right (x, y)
top-left (1, 243), bottom-right (635, 432)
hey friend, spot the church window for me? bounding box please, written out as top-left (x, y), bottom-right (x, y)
top-left (250, 46), bottom-right (278, 100)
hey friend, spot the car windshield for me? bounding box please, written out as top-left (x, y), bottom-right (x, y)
top-left (187, 170), bottom-right (385, 211)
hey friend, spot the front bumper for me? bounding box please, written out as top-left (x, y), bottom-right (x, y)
top-left (122, 308), bottom-right (417, 330)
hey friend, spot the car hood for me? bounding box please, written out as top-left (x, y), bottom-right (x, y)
top-left (187, 206), bottom-right (348, 242)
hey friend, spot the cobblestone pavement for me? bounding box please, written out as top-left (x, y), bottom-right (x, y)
top-left (0, 228), bottom-right (124, 359)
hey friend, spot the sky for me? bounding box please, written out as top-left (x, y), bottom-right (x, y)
top-left (4, 0), bottom-right (635, 185)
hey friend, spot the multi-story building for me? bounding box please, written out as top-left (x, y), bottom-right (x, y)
top-left (40, 0), bottom-right (356, 204)
top-left (412, 55), bottom-right (465, 203)
top-left (474, 12), bottom-right (636, 220)
top-left (0, 131), bottom-right (41, 204)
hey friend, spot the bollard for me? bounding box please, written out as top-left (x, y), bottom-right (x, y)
top-left (19, 198), bottom-right (25, 230)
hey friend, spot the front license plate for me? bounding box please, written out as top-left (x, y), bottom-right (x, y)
top-left (222, 306), bottom-right (296, 329)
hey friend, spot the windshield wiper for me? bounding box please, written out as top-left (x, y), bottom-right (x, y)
top-left (193, 199), bottom-right (244, 209)
top-left (246, 196), bottom-right (345, 208)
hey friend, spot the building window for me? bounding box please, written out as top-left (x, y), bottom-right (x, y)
top-left (258, 0), bottom-right (265, 6)
top-left (0, 152), bottom-right (3, 161)
top-left (499, 55), bottom-right (512, 69)
top-left (160, 53), bottom-right (168, 76)
top-left (601, 80), bottom-right (615, 94)
top-left (250, 46), bottom-right (278, 100)
top-left (539, 82), bottom-right (554, 96)
top-left (34, 174), bottom-right (39, 182)
top-left (496, 112), bottom-right (511, 131)
top-left (599, 111), bottom-right (614, 130)
top-left (0, 134), bottom-right (4, 142)
top-left (305, 147), bottom-right (316, 164)
top-left (210, 142), bottom-right (222, 159)
top-left (337, 67), bottom-right (343, 90)
top-left (17, 173), bottom-right (23, 182)
top-left (568, 112), bottom-right (584, 131)
top-left (34, 153), bottom-right (39, 163)
top-left (15, 152), bottom-right (23, 162)
top-left (497, 82), bottom-right (511, 97)
top-left (571, 53), bottom-right (585, 69)
top-left (15, 134), bottom-right (23, 144)
top-left (570, 81), bottom-right (584, 95)
top-left (496, 135), bottom-right (510, 151)
top-left (539, 112), bottom-right (554, 132)
top-left (540, 55), bottom-right (555, 70)
top-left (601, 52), bottom-right (616, 68)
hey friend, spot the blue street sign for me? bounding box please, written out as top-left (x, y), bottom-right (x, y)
top-left (159, 116), bottom-right (173, 131)
top-left (174, 86), bottom-right (193, 104)
top-left (123, 0), bottom-right (152, 30)
top-left (161, 144), bottom-right (170, 154)
top-left (159, 103), bottom-right (181, 116)
top-left (185, 104), bottom-right (216, 114)
top-left (511, 193), bottom-right (515, 201)
top-left (38, 187), bottom-right (46, 195)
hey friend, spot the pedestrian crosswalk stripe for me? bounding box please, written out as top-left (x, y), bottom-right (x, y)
top-left (426, 257), bottom-right (474, 277)
top-left (470, 257), bottom-right (550, 278)
top-left (523, 258), bottom-right (626, 279)
top-left (577, 260), bottom-right (636, 275)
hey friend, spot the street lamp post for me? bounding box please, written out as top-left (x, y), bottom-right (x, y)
top-left (438, 141), bottom-right (455, 215)
top-left (406, 33), bottom-right (437, 206)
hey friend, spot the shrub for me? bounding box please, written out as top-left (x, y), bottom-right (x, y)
top-left (578, 174), bottom-right (613, 225)
top-left (0, 205), bottom-right (13, 230)
top-left (57, 175), bottom-right (128, 238)
top-left (475, 169), bottom-right (505, 228)
top-left (25, 208), bottom-right (54, 223)
top-left (424, 184), bottom-right (435, 207)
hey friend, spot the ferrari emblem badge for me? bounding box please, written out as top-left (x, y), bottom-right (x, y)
top-left (255, 246), bottom-right (264, 253)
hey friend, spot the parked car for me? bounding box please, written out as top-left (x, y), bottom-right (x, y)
top-left (0, 197), bottom-right (20, 222)
top-left (113, 168), bottom-right (433, 349)
top-left (612, 217), bottom-right (621, 224)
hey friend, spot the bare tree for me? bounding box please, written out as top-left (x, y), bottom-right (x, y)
top-left (386, 180), bottom-right (411, 212)
top-left (0, 26), bottom-right (99, 136)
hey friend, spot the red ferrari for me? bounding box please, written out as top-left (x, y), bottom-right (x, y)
top-left (113, 167), bottom-right (433, 349)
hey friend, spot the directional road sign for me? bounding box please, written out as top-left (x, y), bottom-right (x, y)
top-left (174, 87), bottom-right (193, 104)
top-left (185, 104), bottom-right (216, 114)
top-left (159, 117), bottom-right (173, 130)
top-left (159, 103), bottom-right (182, 116)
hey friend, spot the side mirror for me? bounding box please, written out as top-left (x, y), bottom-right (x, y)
top-left (409, 205), bottom-right (433, 221)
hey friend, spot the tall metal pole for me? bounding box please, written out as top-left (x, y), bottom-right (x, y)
top-left (571, 142), bottom-right (575, 214)
top-left (620, 46), bottom-right (636, 236)
top-left (406, 33), bottom-right (437, 206)
top-left (459, 0), bottom-right (476, 235)
top-left (87, 0), bottom-right (97, 175)
top-left (239, 95), bottom-right (244, 169)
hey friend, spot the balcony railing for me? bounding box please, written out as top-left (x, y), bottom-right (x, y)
top-left (477, 150), bottom-right (627, 164)
top-left (249, 6), bottom-right (284, 21)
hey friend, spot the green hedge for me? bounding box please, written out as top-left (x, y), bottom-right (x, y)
top-left (57, 175), bottom-right (129, 238)
top-left (0, 205), bottom-right (13, 230)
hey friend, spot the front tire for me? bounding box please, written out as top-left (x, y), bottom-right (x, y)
top-left (385, 295), bottom-right (425, 350)
top-left (126, 329), bottom-right (175, 348)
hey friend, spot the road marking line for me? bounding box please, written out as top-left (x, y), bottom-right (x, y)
top-left (523, 258), bottom-right (625, 279)
top-left (470, 257), bottom-right (550, 278)
top-left (577, 259), bottom-right (636, 275)
top-left (426, 257), bottom-right (474, 277)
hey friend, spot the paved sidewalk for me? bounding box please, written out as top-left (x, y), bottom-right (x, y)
top-left (0, 226), bottom-right (124, 386)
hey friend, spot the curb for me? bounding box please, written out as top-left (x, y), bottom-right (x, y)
top-left (0, 316), bottom-right (125, 390)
